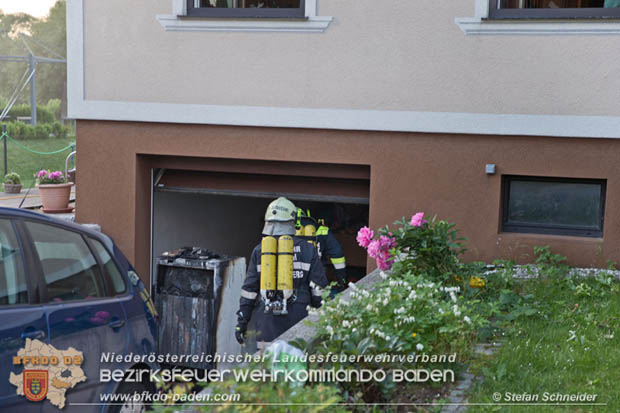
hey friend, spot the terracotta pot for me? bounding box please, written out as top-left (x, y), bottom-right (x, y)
top-left (3, 183), bottom-right (22, 194)
top-left (38, 182), bottom-right (73, 211)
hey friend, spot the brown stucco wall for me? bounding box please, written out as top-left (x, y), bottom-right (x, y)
top-left (75, 120), bottom-right (620, 283)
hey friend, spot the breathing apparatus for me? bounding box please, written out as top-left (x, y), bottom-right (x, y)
top-left (260, 198), bottom-right (296, 316)
top-left (295, 208), bottom-right (318, 247)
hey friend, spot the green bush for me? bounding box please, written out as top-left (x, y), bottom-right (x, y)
top-left (6, 103), bottom-right (56, 124)
top-left (3, 172), bottom-right (20, 185)
top-left (4, 121), bottom-right (70, 140)
top-left (44, 99), bottom-right (62, 121)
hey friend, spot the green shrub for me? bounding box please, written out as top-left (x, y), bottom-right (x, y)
top-left (44, 99), bottom-right (62, 121)
top-left (357, 212), bottom-right (466, 283)
top-left (4, 121), bottom-right (69, 140)
top-left (4, 172), bottom-right (20, 185)
top-left (6, 103), bottom-right (56, 124)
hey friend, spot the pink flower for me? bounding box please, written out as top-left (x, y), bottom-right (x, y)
top-left (376, 249), bottom-right (394, 270)
top-left (356, 226), bottom-right (374, 248)
top-left (410, 212), bottom-right (427, 227)
top-left (37, 170), bottom-right (47, 178)
top-left (379, 235), bottom-right (397, 249)
top-left (367, 239), bottom-right (380, 258)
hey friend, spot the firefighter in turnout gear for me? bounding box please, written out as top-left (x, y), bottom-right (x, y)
top-left (235, 197), bottom-right (328, 346)
top-left (296, 209), bottom-right (348, 290)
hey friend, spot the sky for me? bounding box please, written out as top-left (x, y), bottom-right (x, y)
top-left (0, 0), bottom-right (58, 17)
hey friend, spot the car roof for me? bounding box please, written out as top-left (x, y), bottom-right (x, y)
top-left (0, 207), bottom-right (111, 244)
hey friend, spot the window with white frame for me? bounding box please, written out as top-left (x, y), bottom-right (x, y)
top-left (489, 0), bottom-right (620, 19)
top-left (186, 0), bottom-right (305, 18)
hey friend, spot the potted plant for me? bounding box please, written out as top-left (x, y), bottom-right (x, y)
top-left (36, 170), bottom-right (74, 212)
top-left (3, 172), bottom-right (22, 194)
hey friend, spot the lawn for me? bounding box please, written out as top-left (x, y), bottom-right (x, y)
top-left (468, 264), bottom-right (620, 411)
top-left (2, 136), bottom-right (75, 189)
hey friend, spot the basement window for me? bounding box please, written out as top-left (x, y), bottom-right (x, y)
top-left (187, 0), bottom-right (305, 18)
top-left (501, 176), bottom-right (606, 237)
top-left (489, 0), bottom-right (620, 19)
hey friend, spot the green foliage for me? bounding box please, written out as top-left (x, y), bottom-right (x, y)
top-left (0, 1), bottom-right (67, 111)
top-left (388, 215), bottom-right (467, 283)
top-left (534, 245), bottom-right (569, 278)
top-left (312, 272), bottom-right (485, 360)
top-left (4, 121), bottom-right (70, 140)
top-left (468, 263), bottom-right (620, 412)
top-left (3, 172), bottom-right (20, 185)
top-left (154, 359), bottom-right (346, 413)
top-left (6, 103), bottom-right (57, 124)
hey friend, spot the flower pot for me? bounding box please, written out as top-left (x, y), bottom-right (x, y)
top-left (3, 183), bottom-right (22, 194)
top-left (38, 182), bottom-right (73, 212)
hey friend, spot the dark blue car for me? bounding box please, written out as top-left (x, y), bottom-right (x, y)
top-left (0, 208), bottom-right (158, 413)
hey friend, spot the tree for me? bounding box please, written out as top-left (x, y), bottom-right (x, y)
top-left (0, 1), bottom-right (66, 117)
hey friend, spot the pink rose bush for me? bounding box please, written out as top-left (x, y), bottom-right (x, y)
top-left (36, 170), bottom-right (67, 185)
top-left (357, 213), bottom-right (426, 271)
top-left (357, 211), bottom-right (464, 276)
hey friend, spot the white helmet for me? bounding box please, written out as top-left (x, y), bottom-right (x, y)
top-left (264, 197), bottom-right (297, 222)
top-left (263, 197), bottom-right (296, 236)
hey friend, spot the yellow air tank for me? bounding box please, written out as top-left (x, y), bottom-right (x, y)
top-left (304, 224), bottom-right (317, 246)
top-left (277, 235), bottom-right (294, 314)
top-left (260, 236), bottom-right (277, 307)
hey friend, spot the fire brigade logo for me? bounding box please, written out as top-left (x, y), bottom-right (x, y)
top-left (23, 370), bottom-right (49, 402)
top-left (9, 339), bottom-right (86, 409)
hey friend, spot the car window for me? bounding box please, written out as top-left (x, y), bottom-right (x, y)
top-left (25, 221), bottom-right (105, 303)
top-left (89, 238), bottom-right (126, 295)
top-left (0, 219), bottom-right (27, 305)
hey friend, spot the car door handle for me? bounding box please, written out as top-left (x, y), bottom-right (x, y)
top-left (21, 329), bottom-right (45, 340)
top-left (109, 319), bottom-right (125, 329)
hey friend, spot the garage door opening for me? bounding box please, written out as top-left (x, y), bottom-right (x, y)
top-left (150, 162), bottom-right (370, 291)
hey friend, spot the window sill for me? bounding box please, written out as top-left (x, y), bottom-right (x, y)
top-left (455, 16), bottom-right (620, 35)
top-left (156, 13), bottom-right (332, 32)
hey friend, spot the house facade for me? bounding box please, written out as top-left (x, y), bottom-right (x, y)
top-left (68, 0), bottom-right (620, 286)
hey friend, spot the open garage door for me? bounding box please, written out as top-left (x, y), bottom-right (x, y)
top-left (150, 158), bottom-right (370, 292)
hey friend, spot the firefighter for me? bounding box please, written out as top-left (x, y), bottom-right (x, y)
top-left (235, 197), bottom-right (328, 347)
top-left (296, 209), bottom-right (348, 291)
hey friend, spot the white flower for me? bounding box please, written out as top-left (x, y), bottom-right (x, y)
top-left (438, 308), bottom-right (444, 315)
top-left (380, 271), bottom-right (388, 279)
top-left (452, 305), bottom-right (461, 317)
top-left (340, 299), bottom-right (349, 306)
top-left (416, 343), bottom-right (424, 351)
top-left (366, 304), bottom-right (373, 311)
top-left (382, 298), bottom-right (389, 306)
top-left (342, 320), bottom-right (351, 328)
top-left (463, 316), bottom-right (471, 324)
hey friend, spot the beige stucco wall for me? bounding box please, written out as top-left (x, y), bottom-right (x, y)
top-left (83, 0), bottom-right (620, 116)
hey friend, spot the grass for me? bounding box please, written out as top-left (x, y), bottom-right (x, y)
top-left (467, 270), bottom-right (620, 412)
top-left (2, 136), bottom-right (75, 189)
